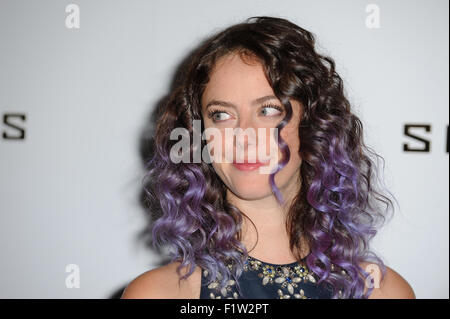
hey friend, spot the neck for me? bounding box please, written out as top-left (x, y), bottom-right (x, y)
top-left (226, 170), bottom-right (309, 262)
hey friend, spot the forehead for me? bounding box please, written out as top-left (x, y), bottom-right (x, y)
top-left (201, 53), bottom-right (274, 106)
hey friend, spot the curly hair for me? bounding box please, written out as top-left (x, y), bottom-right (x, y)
top-left (143, 16), bottom-right (395, 298)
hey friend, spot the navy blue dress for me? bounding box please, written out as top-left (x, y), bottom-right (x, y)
top-left (199, 252), bottom-right (334, 299)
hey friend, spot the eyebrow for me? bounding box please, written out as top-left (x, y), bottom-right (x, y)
top-left (205, 95), bottom-right (279, 109)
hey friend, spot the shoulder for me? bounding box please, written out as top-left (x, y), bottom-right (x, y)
top-left (121, 261), bottom-right (202, 299)
top-left (359, 262), bottom-right (416, 299)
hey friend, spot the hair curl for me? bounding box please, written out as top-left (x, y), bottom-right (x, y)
top-left (143, 16), bottom-right (395, 298)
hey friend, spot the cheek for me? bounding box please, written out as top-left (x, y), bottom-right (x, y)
top-left (210, 162), bottom-right (227, 182)
top-left (281, 128), bottom-right (300, 152)
top-left (207, 128), bottom-right (235, 163)
top-left (280, 121), bottom-right (301, 164)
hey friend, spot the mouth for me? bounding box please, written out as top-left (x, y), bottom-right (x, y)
top-left (232, 159), bottom-right (270, 171)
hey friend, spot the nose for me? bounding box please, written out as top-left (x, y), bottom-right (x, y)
top-left (235, 116), bottom-right (257, 149)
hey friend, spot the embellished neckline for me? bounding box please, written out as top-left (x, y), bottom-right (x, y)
top-left (202, 250), bottom-right (326, 299)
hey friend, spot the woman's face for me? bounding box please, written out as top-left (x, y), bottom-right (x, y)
top-left (201, 52), bottom-right (303, 201)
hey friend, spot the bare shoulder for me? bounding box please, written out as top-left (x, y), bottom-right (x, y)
top-left (121, 261), bottom-right (202, 299)
top-left (359, 262), bottom-right (416, 299)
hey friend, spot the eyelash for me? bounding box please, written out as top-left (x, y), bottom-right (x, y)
top-left (206, 104), bottom-right (284, 121)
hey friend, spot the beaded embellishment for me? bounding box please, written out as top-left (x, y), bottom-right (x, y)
top-left (202, 254), bottom-right (329, 299)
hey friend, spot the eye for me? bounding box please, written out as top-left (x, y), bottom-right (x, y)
top-left (207, 109), bottom-right (231, 122)
top-left (260, 104), bottom-right (284, 117)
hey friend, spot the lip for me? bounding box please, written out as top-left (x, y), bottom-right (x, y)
top-left (232, 160), bottom-right (269, 171)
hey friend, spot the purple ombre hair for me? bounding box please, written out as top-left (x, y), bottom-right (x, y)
top-left (143, 16), bottom-right (395, 298)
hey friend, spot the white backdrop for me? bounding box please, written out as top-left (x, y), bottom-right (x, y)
top-left (0, 0), bottom-right (448, 298)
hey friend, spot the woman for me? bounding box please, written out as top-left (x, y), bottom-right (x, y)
top-left (122, 16), bottom-right (415, 299)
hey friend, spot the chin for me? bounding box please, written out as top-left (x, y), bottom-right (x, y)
top-left (230, 189), bottom-right (273, 201)
top-left (227, 177), bottom-right (273, 200)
